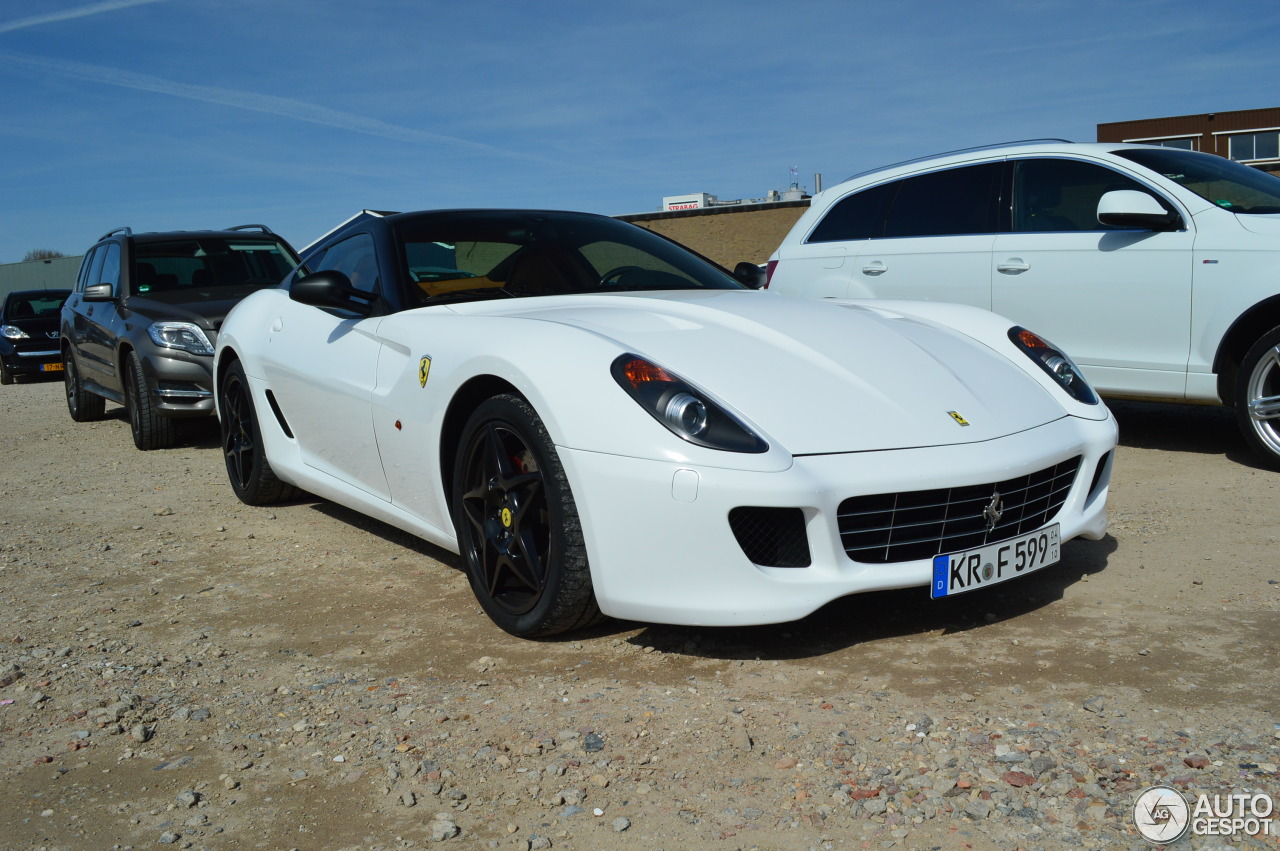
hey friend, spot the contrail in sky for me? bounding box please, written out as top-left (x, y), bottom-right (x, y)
top-left (0, 0), bottom-right (168, 34)
top-left (0, 51), bottom-right (553, 163)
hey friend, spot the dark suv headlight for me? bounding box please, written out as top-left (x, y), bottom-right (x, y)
top-left (148, 321), bottom-right (214, 356)
top-left (611, 354), bottom-right (768, 453)
top-left (1009, 327), bottom-right (1098, 405)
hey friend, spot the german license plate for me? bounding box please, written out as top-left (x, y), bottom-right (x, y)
top-left (42, 363), bottom-right (64, 372)
top-left (930, 524), bottom-right (1060, 598)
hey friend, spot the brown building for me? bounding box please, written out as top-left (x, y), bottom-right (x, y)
top-left (618, 200), bottom-right (810, 268)
top-left (1097, 107), bottom-right (1280, 176)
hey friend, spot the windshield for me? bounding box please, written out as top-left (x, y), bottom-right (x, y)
top-left (132, 238), bottom-right (298, 301)
top-left (4, 291), bottom-right (69, 320)
top-left (1115, 148), bottom-right (1280, 214)
top-left (393, 211), bottom-right (743, 306)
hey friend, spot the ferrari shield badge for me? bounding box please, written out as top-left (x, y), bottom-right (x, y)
top-left (418, 355), bottom-right (432, 388)
top-left (947, 410), bottom-right (970, 427)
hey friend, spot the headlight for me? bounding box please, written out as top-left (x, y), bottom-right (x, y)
top-left (1, 324), bottom-right (29, 340)
top-left (1009, 327), bottom-right (1098, 405)
top-left (611, 354), bottom-right (768, 453)
top-left (148, 321), bottom-right (214, 356)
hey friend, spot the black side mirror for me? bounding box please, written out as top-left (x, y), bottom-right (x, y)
top-left (733, 262), bottom-right (766, 289)
top-left (290, 271), bottom-right (375, 315)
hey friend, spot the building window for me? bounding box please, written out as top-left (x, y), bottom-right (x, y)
top-left (1125, 136), bottom-right (1197, 151)
top-left (1229, 131), bottom-right (1280, 162)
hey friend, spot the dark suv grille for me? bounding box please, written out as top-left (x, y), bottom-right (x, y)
top-left (837, 457), bottom-right (1081, 564)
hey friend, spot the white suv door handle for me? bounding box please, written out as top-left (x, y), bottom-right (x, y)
top-left (997, 259), bottom-right (1030, 274)
top-left (861, 261), bottom-right (887, 276)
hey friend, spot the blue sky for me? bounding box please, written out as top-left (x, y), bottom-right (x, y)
top-left (1, 0), bottom-right (1277, 264)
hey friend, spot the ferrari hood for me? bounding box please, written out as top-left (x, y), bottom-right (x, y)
top-left (450, 290), bottom-right (1069, 455)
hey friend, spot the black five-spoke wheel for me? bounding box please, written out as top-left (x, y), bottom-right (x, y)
top-left (453, 394), bottom-right (601, 637)
top-left (219, 359), bottom-right (296, 504)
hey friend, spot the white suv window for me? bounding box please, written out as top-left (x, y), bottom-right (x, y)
top-left (881, 163), bottom-right (1002, 238)
top-left (1012, 159), bottom-right (1160, 233)
top-left (806, 181), bottom-right (894, 243)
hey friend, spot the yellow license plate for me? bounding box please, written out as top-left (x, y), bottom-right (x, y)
top-left (42, 363), bottom-right (64, 372)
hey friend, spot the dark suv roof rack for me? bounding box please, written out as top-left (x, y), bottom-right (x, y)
top-left (225, 224), bottom-right (275, 234)
top-left (839, 138), bottom-right (1076, 186)
top-left (98, 226), bottom-right (132, 240)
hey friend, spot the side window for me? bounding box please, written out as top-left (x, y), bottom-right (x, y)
top-left (807, 182), bottom-right (896, 243)
top-left (313, 233), bottom-right (380, 294)
top-left (86, 245), bottom-right (109, 289)
top-left (1013, 159), bottom-right (1158, 232)
top-left (99, 243), bottom-right (122, 291)
top-left (882, 163), bottom-right (1002, 238)
top-left (75, 248), bottom-right (99, 292)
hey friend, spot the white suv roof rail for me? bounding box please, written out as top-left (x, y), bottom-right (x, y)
top-left (838, 139), bottom-right (1076, 186)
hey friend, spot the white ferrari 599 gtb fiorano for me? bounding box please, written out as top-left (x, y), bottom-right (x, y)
top-left (214, 209), bottom-right (1116, 637)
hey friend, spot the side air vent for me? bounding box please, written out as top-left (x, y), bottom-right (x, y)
top-left (728, 507), bottom-right (811, 568)
top-left (265, 390), bottom-right (294, 439)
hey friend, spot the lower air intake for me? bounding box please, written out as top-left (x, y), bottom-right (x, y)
top-left (728, 506), bottom-right (811, 568)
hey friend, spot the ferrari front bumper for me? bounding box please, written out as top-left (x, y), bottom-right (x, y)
top-left (558, 411), bottom-right (1116, 626)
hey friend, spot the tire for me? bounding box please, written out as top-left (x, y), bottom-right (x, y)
top-left (452, 393), bottom-right (603, 637)
top-left (0, 360), bottom-right (12, 385)
top-left (219, 359), bottom-right (297, 504)
top-left (64, 350), bottom-right (106, 421)
top-left (123, 351), bottom-right (176, 450)
top-left (1236, 326), bottom-right (1280, 470)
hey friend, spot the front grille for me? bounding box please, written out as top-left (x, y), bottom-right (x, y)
top-left (837, 457), bottom-right (1081, 564)
top-left (728, 507), bottom-right (811, 567)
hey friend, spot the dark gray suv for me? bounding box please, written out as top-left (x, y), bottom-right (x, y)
top-left (61, 225), bottom-right (300, 449)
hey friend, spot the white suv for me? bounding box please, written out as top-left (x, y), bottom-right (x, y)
top-left (766, 141), bottom-right (1280, 467)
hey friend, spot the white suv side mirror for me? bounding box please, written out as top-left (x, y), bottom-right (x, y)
top-left (1097, 190), bottom-right (1181, 231)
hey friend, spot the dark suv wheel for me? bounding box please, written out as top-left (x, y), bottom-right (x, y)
top-left (124, 351), bottom-right (176, 450)
top-left (64, 350), bottom-right (106, 422)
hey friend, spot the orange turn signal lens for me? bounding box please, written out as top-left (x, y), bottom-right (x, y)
top-left (1016, 328), bottom-right (1050, 349)
top-left (621, 358), bottom-right (677, 387)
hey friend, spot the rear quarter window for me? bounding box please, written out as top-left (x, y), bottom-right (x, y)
top-left (807, 182), bottom-right (896, 243)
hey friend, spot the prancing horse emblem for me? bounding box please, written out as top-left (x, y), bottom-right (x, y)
top-left (418, 355), bottom-right (432, 388)
top-left (983, 491), bottom-right (1004, 533)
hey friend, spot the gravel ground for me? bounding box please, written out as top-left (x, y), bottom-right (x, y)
top-left (1, 376), bottom-right (1278, 851)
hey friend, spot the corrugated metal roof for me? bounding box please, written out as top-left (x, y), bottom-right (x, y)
top-left (0, 256), bottom-right (83, 300)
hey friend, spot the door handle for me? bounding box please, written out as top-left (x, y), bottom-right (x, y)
top-left (997, 259), bottom-right (1030, 274)
top-left (861, 261), bottom-right (887, 276)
